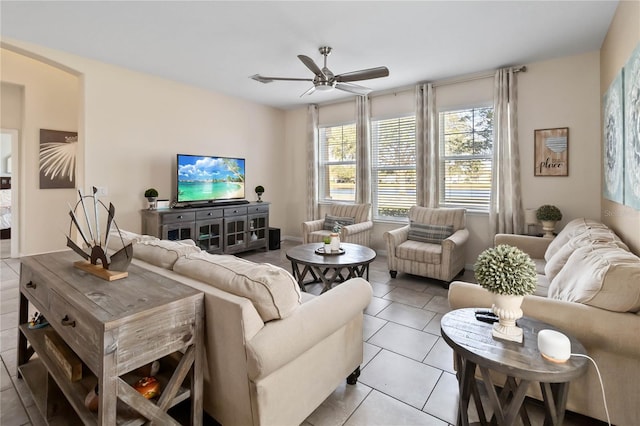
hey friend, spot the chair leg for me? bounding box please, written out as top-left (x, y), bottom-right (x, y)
top-left (347, 366), bottom-right (361, 385)
top-left (389, 270), bottom-right (397, 278)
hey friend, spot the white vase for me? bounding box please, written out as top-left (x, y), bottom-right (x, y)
top-left (324, 243), bottom-right (332, 253)
top-left (491, 293), bottom-right (525, 343)
top-left (330, 233), bottom-right (340, 251)
top-left (541, 220), bottom-right (556, 239)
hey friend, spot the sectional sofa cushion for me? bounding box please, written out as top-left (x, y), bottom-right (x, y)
top-left (133, 239), bottom-right (201, 269)
top-left (548, 244), bottom-right (640, 313)
top-left (544, 228), bottom-right (629, 281)
top-left (173, 251), bottom-right (302, 322)
top-left (544, 218), bottom-right (608, 261)
top-left (107, 229), bottom-right (159, 251)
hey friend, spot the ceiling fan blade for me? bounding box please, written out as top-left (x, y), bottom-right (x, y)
top-left (335, 66), bottom-right (389, 83)
top-left (251, 74), bottom-right (313, 84)
top-left (300, 86), bottom-right (316, 97)
top-left (298, 55), bottom-right (325, 77)
top-left (335, 82), bottom-right (372, 96)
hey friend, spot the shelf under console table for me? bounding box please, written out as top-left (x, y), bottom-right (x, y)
top-left (141, 202), bottom-right (270, 255)
top-left (17, 250), bottom-right (204, 425)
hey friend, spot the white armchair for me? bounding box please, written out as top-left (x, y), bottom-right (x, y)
top-left (302, 203), bottom-right (373, 247)
top-left (384, 206), bottom-right (468, 285)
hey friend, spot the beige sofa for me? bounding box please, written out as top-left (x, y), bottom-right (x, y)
top-left (448, 218), bottom-right (640, 426)
top-left (110, 231), bottom-right (372, 426)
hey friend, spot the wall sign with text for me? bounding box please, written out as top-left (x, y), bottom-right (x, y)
top-left (534, 127), bottom-right (568, 176)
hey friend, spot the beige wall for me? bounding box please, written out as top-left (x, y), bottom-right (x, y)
top-left (600, 0), bottom-right (640, 255)
top-left (1, 49), bottom-right (79, 255)
top-left (2, 39), bottom-right (286, 256)
top-left (285, 51), bottom-right (602, 266)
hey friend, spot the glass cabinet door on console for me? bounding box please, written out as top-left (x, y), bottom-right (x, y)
top-left (195, 209), bottom-right (223, 253)
top-left (224, 217), bottom-right (247, 253)
top-left (197, 218), bottom-right (223, 253)
top-left (248, 213), bottom-right (268, 250)
top-left (163, 223), bottom-right (196, 241)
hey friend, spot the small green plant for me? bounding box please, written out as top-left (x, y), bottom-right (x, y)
top-left (474, 244), bottom-right (537, 296)
top-left (144, 188), bottom-right (158, 199)
top-left (255, 185), bottom-right (264, 194)
top-left (332, 222), bottom-right (343, 233)
top-left (323, 236), bottom-right (331, 244)
top-left (536, 205), bottom-right (562, 221)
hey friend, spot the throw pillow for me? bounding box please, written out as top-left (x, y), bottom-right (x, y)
top-left (407, 222), bottom-right (454, 244)
top-left (174, 251), bottom-right (302, 322)
top-left (133, 239), bottom-right (201, 270)
top-left (323, 214), bottom-right (356, 231)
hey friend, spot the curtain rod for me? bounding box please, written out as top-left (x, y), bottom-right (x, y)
top-left (316, 65), bottom-right (526, 108)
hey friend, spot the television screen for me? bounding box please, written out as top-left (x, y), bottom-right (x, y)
top-left (177, 154), bottom-right (245, 203)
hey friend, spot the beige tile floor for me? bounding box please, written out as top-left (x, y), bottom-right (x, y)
top-left (0, 240), bottom-right (606, 425)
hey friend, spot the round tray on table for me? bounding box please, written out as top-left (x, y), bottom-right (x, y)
top-left (315, 247), bottom-right (346, 256)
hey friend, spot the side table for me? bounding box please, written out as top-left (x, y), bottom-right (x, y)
top-left (441, 308), bottom-right (588, 426)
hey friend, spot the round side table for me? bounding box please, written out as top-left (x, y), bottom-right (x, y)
top-left (441, 308), bottom-right (588, 426)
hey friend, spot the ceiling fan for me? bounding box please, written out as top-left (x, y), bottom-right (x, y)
top-left (251, 46), bottom-right (389, 97)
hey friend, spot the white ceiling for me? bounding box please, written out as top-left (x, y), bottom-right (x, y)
top-left (1, 1), bottom-right (618, 110)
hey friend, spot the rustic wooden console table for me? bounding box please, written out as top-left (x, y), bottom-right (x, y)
top-left (17, 251), bottom-right (204, 425)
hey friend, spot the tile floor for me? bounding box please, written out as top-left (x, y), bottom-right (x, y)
top-left (0, 240), bottom-right (606, 425)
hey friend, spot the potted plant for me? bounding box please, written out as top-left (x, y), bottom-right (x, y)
top-left (536, 204), bottom-right (562, 238)
top-left (144, 188), bottom-right (159, 210)
top-left (323, 236), bottom-right (332, 253)
top-left (255, 185), bottom-right (265, 202)
top-left (330, 223), bottom-right (343, 252)
top-left (474, 244), bottom-right (537, 342)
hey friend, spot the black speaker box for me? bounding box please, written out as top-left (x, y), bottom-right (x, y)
top-left (268, 227), bottom-right (281, 250)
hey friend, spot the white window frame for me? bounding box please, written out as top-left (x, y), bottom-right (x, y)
top-left (371, 114), bottom-right (417, 221)
top-left (318, 122), bottom-right (357, 203)
top-left (438, 104), bottom-right (493, 213)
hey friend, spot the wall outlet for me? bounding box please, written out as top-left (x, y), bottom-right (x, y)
top-left (95, 186), bottom-right (108, 196)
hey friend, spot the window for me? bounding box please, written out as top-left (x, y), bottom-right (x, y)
top-left (372, 116), bottom-right (417, 219)
top-left (318, 124), bottom-right (356, 202)
top-left (439, 106), bottom-right (493, 211)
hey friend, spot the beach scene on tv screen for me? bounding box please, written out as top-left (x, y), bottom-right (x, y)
top-left (178, 156), bottom-right (245, 202)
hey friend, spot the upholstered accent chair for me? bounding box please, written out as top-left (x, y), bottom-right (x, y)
top-left (302, 203), bottom-right (373, 247)
top-left (384, 206), bottom-right (468, 285)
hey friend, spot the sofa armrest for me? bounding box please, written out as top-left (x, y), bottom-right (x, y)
top-left (494, 234), bottom-right (551, 259)
top-left (448, 281), bottom-right (640, 358)
top-left (384, 225), bottom-right (409, 248)
top-left (342, 220), bottom-right (373, 237)
top-left (245, 277), bottom-right (372, 380)
top-left (443, 228), bottom-right (469, 249)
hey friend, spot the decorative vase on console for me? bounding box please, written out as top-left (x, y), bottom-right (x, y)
top-left (536, 204), bottom-right (562, 239)
top-left (474, 244), bottom-right (537, 343)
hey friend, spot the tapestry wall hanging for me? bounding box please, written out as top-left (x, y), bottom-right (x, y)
top-left (602, 71), bottom-right (625, 204)
top-left (39, 129), bottom-right (78, 189)
top-left (534, 127), bottom-right (568, 176)
top-left (624, 43), bottom-right (640, 210)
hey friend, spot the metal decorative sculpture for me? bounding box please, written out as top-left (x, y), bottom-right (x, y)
top-left (67, 187), bottom-right (133, 281)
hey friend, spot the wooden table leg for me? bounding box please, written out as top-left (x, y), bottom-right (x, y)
top-left (456, 354), bottom-right (477, 426)
top-left (540, 382), bottom-right (570, 426)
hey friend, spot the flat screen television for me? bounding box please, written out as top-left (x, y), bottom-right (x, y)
top-left (176, 154), bottom-right (245, 204)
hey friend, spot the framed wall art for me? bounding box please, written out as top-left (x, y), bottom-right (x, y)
top-left (603, 71), bottom-right (624, 204)
top-left (624, 42), bottom-right (640, 209)
top-left (39, 129), bottom-right (78, 189)
top-left (534, 127), bottom-right (569, 177)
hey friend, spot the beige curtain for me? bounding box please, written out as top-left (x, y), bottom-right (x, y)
top-left (416, 83), bottom-right (438, 207)
top-left (490, 68), bottom-right (524, 235)
top-left (306, 104), bottom-right (319, 220)
top-left (355, 95), bottom-right (371, 205)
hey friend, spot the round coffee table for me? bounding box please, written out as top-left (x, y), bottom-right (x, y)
top-left (286, 243), bottom-right (376, 293)
top-left (441, 308), bottom-right (588, 426)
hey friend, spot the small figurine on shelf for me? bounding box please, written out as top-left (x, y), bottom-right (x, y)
top-left (134, 376), bottom-right (161, 399)
top-left (28, 312), bottom-right (49, 329)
